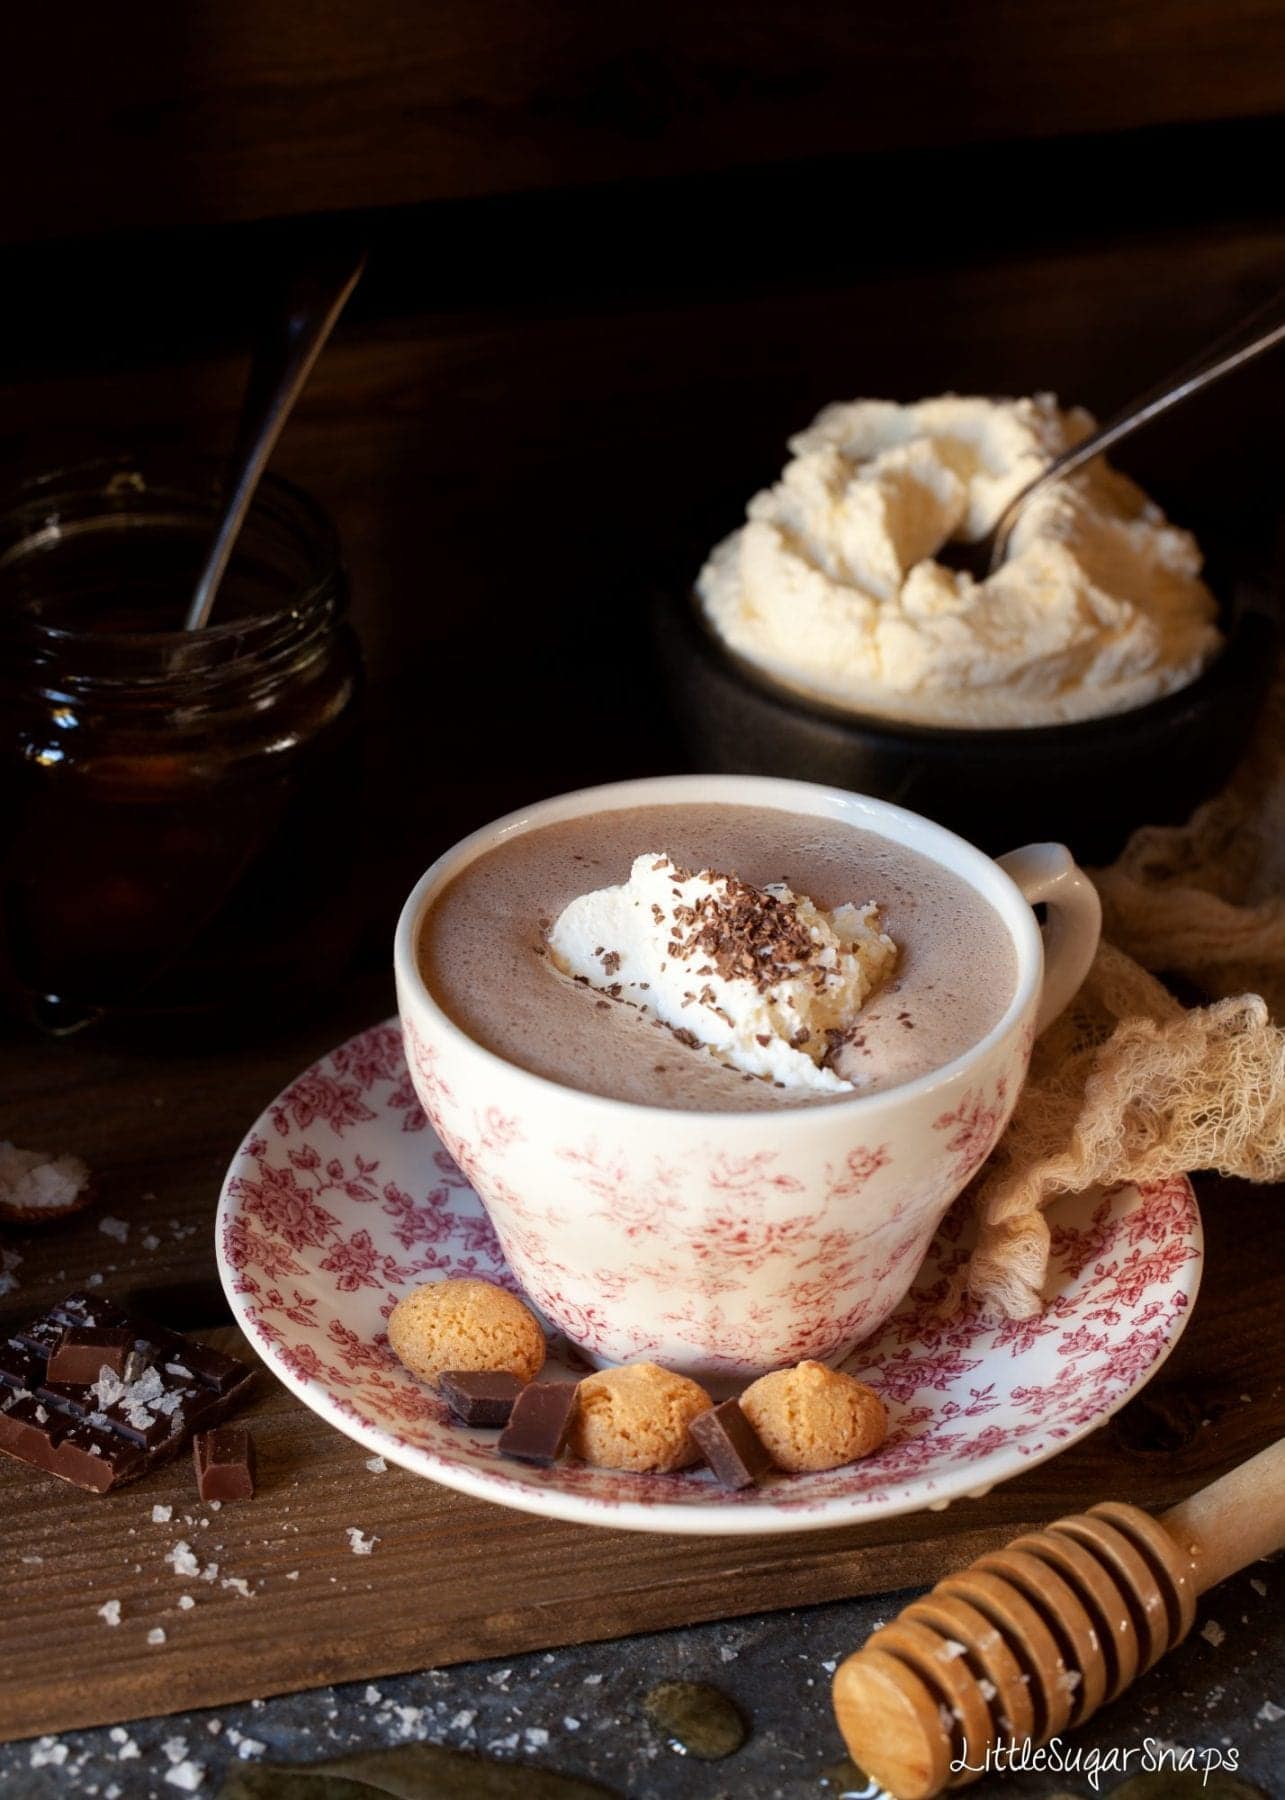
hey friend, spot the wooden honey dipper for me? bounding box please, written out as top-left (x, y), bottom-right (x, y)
top-left (832, 1438), bottom-right (1285, 1798)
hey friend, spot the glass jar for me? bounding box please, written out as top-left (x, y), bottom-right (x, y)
top-left (0, 457), bottom-right (364, 1030)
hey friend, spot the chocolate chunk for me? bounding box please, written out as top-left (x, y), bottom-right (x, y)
top-left (0, 1294), bottom-right (254, 1493)
top-left (194, 1426), bottom-right (256, 1500)
top-left (440, 1369), bottom-right (525, 1428)
top-left (497, 1381), bottom-right (578, 1466)
top-left (690, 1399), bottom-right (775, 1490)
top-left (47, 1326), bottom-right (137, 1384)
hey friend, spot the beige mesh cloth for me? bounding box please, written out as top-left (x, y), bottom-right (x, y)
top-left (967, 676), bottom-right (1285, 1318)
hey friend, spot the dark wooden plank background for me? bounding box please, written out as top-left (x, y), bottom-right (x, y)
top-left (4, 2), bottom-right (1285, 243)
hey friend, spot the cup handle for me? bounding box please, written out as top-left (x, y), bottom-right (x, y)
top-left (997, 843), bottom-right (1102, 1035)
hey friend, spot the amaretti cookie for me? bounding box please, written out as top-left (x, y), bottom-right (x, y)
top-left (388, 1278), bottom-right (546, 1387)
top-left (571, 1362), bottom-right (713, 1472)
top-left (739, 1360), bottom-right (885, 1472)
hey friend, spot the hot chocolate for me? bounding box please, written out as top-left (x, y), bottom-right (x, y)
top-left (418, 802), bottom-right (1018, 1111)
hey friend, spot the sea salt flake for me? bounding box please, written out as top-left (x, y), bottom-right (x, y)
top-left (221, 1577), bottom-right (254, 1598)
top-left (178, 1595), bottom-right (195, 1610)
top-left (97, 1600), bottom-right (122, 1627)
top-left (346, 1527), bottom-right (378, 1555)
top-left (364, 1686), bottom-right (382, 1705)
top-left (148, 1627), bottom-right (168, 1645)
top-left (1201, 1620), bottom-right (1227, 1647)
top-left (99, 1216), bottom-right (130, 1243)
top-left (582, 1672), bottom-right (603, 1685)
top-left (142, 1234), bottom-right (161, 1251)
top-left (237, 1738), bottom-right (267, 1760)
top-left (285, 1570), bottom-right (300, 1581)
top-left (525, 1728), bottom-right (550, 1749)
top-left (1250, 1578), bottom-right (1268, 1597)
top-left (978, 1678), bottom-right (997, 1701)
top-left (163, 1738), bottom-right (189, 1765)
top-left (450, 1710), bottom-right (477, 1730)
top-left (1258, 1700), bottom-right (1284, 1723)
top-left (719, 1645), bottom-right (737, 1662)
top-left (164, 1762), bottom-right (205, 1791)
top-left (152, 1504), bottom-right (173, 1523)
top-left (489, 1734), bottom-right (520, 1752)
top-left (167, 1541), bottom-right (201, 1578)
top-left (200, 1562), bottom-right (219, 1582)
top-left (365, 1456), bottom-right (387, 1473)
top-left (30, 1737), bottom-right (69, 1768)
top-left (563, 1716), bottom-right (581, 1731)
top-left (939, 1639), bottom-right (968, 1661)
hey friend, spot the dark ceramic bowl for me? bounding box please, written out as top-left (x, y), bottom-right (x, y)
top-left (652, 579), bottom-right (1278, 864)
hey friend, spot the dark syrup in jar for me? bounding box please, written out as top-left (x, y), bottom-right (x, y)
top-left (0, 469), bottom-right (364, 1030)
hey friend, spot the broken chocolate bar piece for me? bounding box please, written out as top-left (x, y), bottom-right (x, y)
top-left (194, 1426), bottom-right (256, 1501)
top-left (0, 1292), bottom-right (254, 1493)
top-left (497, 1380), bottom-right (578, 1466)
top-left (47, 1326), bottom-right (138, 1385)
top-left (440, 1369), bottom-right (525, 1428)
top-left (690, 1398), bottom-right (775, 1490)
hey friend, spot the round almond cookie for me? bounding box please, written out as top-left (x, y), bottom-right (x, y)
top-left (571, 1362), bottom-right (713, 1472)
top-left (740, 1360), bottom-right (886, 1473)
top-left (388, 1278), bottom-right (546, 1387)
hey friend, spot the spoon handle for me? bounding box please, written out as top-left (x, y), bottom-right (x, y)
top-left (184, 246), bottom-right (367, 632)
top-left (989, 285), bottom-right (1285, 572)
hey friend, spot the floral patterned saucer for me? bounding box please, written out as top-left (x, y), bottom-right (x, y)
top-left (215, 1021), bottom-right (1203, 1536)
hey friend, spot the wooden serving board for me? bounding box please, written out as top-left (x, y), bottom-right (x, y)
top-left (1, 1007), bottom-right (1281, 1743)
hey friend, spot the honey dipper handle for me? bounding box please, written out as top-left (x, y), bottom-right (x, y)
top-left (1160, 1438), bottom-right (1285, 1594)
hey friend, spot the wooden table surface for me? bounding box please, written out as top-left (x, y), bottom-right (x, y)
top-left (2, 975), bottom-right (1282, 1743)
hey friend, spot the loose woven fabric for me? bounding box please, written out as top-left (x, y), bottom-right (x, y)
top-left (967, 676), bottom-right (1285, 1318)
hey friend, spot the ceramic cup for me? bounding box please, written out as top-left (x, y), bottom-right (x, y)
top-left (394, 775), bottom-right (1100, 1380)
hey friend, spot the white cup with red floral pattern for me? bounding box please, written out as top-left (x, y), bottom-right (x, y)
top-left (394, 776), bottom-right (1100, 1381)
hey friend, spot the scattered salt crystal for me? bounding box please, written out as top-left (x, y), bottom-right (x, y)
top-left (489, 1734), bottom-right (520, 1752)
top-left (525, 1728), bottom-right (550, 1748)
top-left (0, 1141), bottom-right (91, 1215)
top-left (86, 1272), bottom-right (104, 1287)
top-left (237, 1738), bottom-right (267, 1760)
top-left (1258, 1700), bottom-right (1284, 1723)
top-left (165, 1362), bottom-right (192, 1378)
top-left (142, 1234), bottom-right (161, 1251)
top-left (582, 1671), bottom-right (603, 1685)
top-left (563, 1717), bottom-right (581, 1731)
top-left (148, 1627), bottom-right (167, 1645)
top-left (20, 1555), bottom-right (42, 1565)
top-left (99, 1216), bottom-right (129, 1243)
top-left (450, 1710), bottom-right (477, 1730)
top-left (821, 1658), bottom-right (838, 1673)
top-left (164, 1761), bottom-right (205, 1791)
top-left (488, 1668), bottom-right (513, 1688)
top-left (285, 1570), bottom-right (300, 1581)
top-left (346, 1527), bottom-right (378, 1555)
top-left (1201, 1620), bottom-right (1227, 1647)
top-left (200, 1563), bottom-right (219, 1582)
top-left (939, 1639), bottom-right (968, 1661)
top-left (163, 1738), bottom-right (188, 1765)
top-left (109, 1728), bottom-right (129, 1744)
top-left (30, 1736), bottom-right (69, 1768)
top-left (718, 1645), bottom-right (737, 1662)
top-left (178, 1595), bottom-right (195, 1611)
top-left (167, 1541), bottom-right (201, 1578)
top-left (97, 1600), bottom-right (122, 1628)
top-left (207, 1500), bottom-right (221, 1512)
top-left (1251, 1578), bottom-right (1268, 1597)
top-left (0, 1246), bottom-right (22, 1298)
top-left (34, 1404), bottom-right (48, 1424)
top-left (206, 1721), bottom-right (222, 1735)
top-left (106, 1785), bottom-right (122, 1799)
top-left (221, 1577), bottom-right (254, 1599)
top-left (978, 1678), bottom-right (997, 1701)
top-left (365, 1456), bottom-right (387, 1474)
top-left (153, 1504), bottom-right (173, 1523)
top-left (364, 1686), bottom-right (382, 1704)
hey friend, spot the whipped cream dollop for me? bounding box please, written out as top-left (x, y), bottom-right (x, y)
top-left (547, 853), bottom-right (897, 1092)
top-left (697, 393), bottom-right (1222, 728)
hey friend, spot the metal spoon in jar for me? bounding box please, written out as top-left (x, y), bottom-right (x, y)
top-left (980, 286), bottom-right (1285, 575)
top-left (184, 245), bottom-right (366, 631)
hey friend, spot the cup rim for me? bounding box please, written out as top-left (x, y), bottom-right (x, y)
top-left (394, 774), bottom-right (1043, 1124)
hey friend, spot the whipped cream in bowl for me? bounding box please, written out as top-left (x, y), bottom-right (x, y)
top-left (697, 393), bottom-right (1224, 730)
top-left (547, 852), bottom-right (897, 1093)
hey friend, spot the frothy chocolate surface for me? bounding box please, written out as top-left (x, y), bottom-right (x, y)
top-left (417, 803), bottom-right (1018, 1111)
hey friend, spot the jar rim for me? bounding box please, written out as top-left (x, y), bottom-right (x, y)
top-left (0, 452), bottom-right (343, 654)
top-left (0, 453), bottom-right (346, 692)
